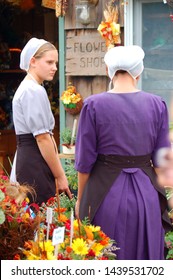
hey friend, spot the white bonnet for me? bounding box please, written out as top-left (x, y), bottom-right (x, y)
top-left (20, 37), bottom-right (48, 71)
top-left (104, 45), bottom-right (145, 80)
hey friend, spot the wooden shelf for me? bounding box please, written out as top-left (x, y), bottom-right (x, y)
top-left (0, 69), bottom-right (25, 74)
top-left (59, 153), bottom-right (75, 159)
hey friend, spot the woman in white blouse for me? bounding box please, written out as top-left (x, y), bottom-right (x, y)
top-left (11, 37), bottom-right (72, 204)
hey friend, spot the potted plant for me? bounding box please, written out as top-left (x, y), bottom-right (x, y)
top-left (64, 160), bottom-right (78, 196)
top-left (60, 127), bottom-right (76, 154)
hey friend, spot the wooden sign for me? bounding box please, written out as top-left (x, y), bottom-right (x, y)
top-left (66, 33), bottom-right (107, 76)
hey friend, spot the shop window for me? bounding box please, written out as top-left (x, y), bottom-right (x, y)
top-left (134, 0), bottom-right (173, 121)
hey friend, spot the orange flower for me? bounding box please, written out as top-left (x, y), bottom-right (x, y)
top-left (85, 227), bottom-right (94, 241)
top-left (57, 213), bottom-right (68, 223)
top-left (24, 241), bottom-right (33, 249)
top-left (54, 207), bottom-right (67, 213)
top-left (66, 246), bottom-right (72, 254)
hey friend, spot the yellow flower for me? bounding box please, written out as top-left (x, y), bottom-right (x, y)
top-left (90, 243), bottom-right (104, 256)
top-left (21, 212), bottom-right (30, 222)
top-left (26, 197), bottom-right (30, 203)
top-left (60, 85), bottom-right (82, 105)
top-left (73, 219), bottom-right (80, 230)
top-left (72, 238), bottom-right (89, 256)
top-left (110, 22), bottom-right (120, 36)
top-left (88, 225), bottom-right (101, 232)
top-left (24, 251), bottom-right (41, 260)
top-left (39, 240), bottom-right (54, 253)
top-left (46, 252), bottom-right (56, 260)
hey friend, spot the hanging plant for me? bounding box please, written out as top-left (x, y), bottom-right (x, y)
top-left (60, 83), bottom-right (83, 115)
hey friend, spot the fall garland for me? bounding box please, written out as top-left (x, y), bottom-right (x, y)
top-left (97, 1), bottom-right (121, 49)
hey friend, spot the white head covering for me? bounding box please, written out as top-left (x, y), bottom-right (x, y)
top-left (104, 45), bottom-right (145, 80)
top-left (20, 37), bottom-right (48, 71)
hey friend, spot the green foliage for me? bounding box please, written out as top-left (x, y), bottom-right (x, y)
top-left (60, 127), bottom-right (76, 145)
top-left (165, 230), bottom-right (173, 260)
top-left (81, 216), bottom-right (91, 226)
top-left (65, 160), bottom-right (78, 191)
top-left (59, 192), bottom-right (76, 211)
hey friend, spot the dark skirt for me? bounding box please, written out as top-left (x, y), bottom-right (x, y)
top-left (16, 134), bottom-right (56, 205)
top-left (79, 154), bottom-right (172, 259)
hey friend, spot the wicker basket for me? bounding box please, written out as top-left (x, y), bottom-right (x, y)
top-left (64, 99), bottom-right (83, 115)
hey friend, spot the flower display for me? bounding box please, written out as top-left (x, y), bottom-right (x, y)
top-left (60, 84), bottom-right (83, 115)
top-left (19, 194), bottom-right (118, 260)
top-left (0, 175), bottom-right (40, 260)
top-left (97, 2), bottom-right (121, 49)
top-left (57, 218), bottom-right (117, 260)
top-left (0, 174), bottom-right (117, 260)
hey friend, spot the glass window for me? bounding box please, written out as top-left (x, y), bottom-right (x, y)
top-left (134, 0), bottom-right (173, 121)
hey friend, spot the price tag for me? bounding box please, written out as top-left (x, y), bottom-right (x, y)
top-left (46, 207), bottom-right (53, 224)
top-left (52, 227), bottom-right (65, 245)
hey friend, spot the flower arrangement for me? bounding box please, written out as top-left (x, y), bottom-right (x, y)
top-left (60, 83), bottom-right (83, 115)
top-left (0, 174), bottom-right (40, 260)
top-left (97, 1), bottom-right (121, 49)
top-left (0, 174), bottom-right (118, 260)
top-left (57, 218), bottom-right (117, 260)
top-left (20, 194), bottom-right (118, 260)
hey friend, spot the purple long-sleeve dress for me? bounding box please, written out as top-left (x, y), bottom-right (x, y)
top-left (75, 91), bottom-right (171, 260)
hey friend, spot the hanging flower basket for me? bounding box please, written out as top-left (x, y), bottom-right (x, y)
top-left (64, 99), bottom-right (83, 115)
top-left (60, 84), bottom-right (83, 115)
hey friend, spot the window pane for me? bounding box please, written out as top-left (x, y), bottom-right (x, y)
top-left (142, 2), bottom-right (173, 121)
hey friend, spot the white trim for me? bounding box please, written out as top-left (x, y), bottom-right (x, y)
top-left (124, 0), bottom-right (133, 45)
top-left (125, 0), bottom-right (163, 46)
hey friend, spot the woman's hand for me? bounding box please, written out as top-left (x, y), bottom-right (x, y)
top-left (55, 176), bottom-right (72, 199)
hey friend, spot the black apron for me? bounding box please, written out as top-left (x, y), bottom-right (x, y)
top-left (16, 133), bottom-right (56, 205)
top-left (79, 154), bottom-right (172, 233)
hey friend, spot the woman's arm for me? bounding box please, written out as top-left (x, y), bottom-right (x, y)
top-left (75, 172), bottom-right (90, 218)
top-left (35, 133), bottom-right (72, 198)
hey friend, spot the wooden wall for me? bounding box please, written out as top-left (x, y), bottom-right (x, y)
top-left (63, 0), bottom-right (124, 127)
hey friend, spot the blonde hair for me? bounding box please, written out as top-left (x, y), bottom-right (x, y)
top-left (34, 42), bottom-right (57, 59)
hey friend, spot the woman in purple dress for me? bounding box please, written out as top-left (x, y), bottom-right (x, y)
top-left (75, 45), bottom-right (172, 260)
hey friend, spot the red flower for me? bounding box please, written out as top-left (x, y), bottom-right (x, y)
top-left (13, 254), bottom-right (21, 260)
top-left (86, 249), bottom-right (96, 257)
top-left (6, 215), bottom-right (13, 222)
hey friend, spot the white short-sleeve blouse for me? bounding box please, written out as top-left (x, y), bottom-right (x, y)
top-left (12, 79), bottom-right (55, 136)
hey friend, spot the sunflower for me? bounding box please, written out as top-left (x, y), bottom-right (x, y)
top-left (72, 238), bottom-right (88, 256)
